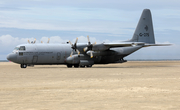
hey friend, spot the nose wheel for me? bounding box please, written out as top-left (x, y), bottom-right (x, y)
top-left (20, 64), bottom-right (27, 68)
top-left (86, 65), bottom-right (92, 68)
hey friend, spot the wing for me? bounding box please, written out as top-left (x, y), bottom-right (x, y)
top-left (102, 42), bottom-right (171, 49)
top-left (143, 44), bottom-right (172, 47)
top-left (92, 42), bottom-right (145, 51)
top-left (80, 42), bottom-right (171, 52)
top-left (103, 42), bottom-right (145, 48)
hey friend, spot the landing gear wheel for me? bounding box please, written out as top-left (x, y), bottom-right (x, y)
top-left (67, 64), bottom-right (73, 68)
top-left (86, 65), bottom-right (92, 68)
top-left (74, 64), bottom-right (79, 68)
top-left (80, 65), bottom-right (85, 68)
top-left (20, 64), bottom-right (27, 68)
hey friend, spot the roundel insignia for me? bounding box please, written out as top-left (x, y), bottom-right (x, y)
top-left (144, 25), bottom-right (148, 31)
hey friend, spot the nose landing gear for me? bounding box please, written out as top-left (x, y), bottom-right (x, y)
top-left (20, 64), bottom-right (27, 68)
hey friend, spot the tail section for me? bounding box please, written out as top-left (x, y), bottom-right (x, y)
top-left (128, 9), bottom-right (155, 44)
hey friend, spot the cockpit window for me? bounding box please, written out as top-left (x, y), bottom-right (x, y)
top-left (19, 46), bottom-right (26, 51)
top-left (14, 47), bottom-right (20, 50)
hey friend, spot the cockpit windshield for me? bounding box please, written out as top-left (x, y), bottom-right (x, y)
top-left (14, 47), bottom-right (20, 50)
top-left (14, 46), bottom-right (26, 51)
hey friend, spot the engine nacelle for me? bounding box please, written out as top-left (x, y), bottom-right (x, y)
top-left (66, 54), bottom-right (94, 66)
top-left (66, 54), bottom-right (80, 64)
top-left (86, 50), bottom-right (116, 57)
top-left (92, 44), bottom-right (109, 51)
top-left (86, 51), bottom-right (107, 56)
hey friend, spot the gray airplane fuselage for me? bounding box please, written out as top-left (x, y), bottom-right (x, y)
top-left (7, 43), bottom-right (142, 65)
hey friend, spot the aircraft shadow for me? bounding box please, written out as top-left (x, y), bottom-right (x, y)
top-left (28, 65), bottom-right (170, 69)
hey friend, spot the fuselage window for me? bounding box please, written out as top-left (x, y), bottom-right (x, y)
top-left (19, 46), bottom-right (26, 51)
top-left (19, 52), bottom-right (23, 56)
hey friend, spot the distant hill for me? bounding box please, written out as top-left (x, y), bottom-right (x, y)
top-left (0, 60), bottom-right (9, 62)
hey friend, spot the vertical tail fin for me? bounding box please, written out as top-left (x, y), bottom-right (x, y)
top-left (128, 9), bottom-right (155, 44)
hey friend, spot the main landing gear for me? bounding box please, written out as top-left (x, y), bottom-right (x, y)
top-left (20, 64), bottom-right (27, 68)
top-left (67, 64), bottom-right (73, 68)
top-left (66, 64), bottom-right (92, 68)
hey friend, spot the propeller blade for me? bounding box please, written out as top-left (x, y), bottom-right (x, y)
top-left (90, 51), bottom-right (93, 58)
top-left (69, 41), bottom-right (73, 46)
top-left (75, 37), bottom-right (78, 44)
top-left (76, 49), bottom-right (80, 55)
top-left (93, 42), bottom-right (96, 46)
top-left (47, 38), bottom-right (50, 43)
top-left (70, 51), bottom-right (73, 57)
top-left (28, 40), bottom-right (30, 44)
top-left (87, 35), bottom-right (90, 44)
top-left (83, 47), bottom-right (88, 52)
top-left (33, 38), bottom-right (36, 44)
top-left (41, 41), bottom-right (43, 43)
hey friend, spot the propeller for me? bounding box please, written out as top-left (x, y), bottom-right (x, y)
top-left (69, 38), bottom-right (80, 57)
top-left (33, 38), bottom-right (36, 44)
top-left (47, 38), bottom-right (50, 43)
top-left (83, 35), bottom-right (96, 58)
top-left (41, 38), bottom-right (50, 43)
top-left (28, 38), bottom-right (36, 44)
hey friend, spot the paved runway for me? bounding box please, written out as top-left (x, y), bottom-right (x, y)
top-left (0, 61), bottom-right (180, 110)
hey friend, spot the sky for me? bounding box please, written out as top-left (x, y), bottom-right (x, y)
top-left (0, 0), bottom-right (180, 60)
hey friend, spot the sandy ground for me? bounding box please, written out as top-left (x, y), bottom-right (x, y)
top-left (0, 61), bottom-right (180, 110)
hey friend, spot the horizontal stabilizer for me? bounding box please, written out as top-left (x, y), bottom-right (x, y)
top-left (143, 44), bottom-right (172, 47)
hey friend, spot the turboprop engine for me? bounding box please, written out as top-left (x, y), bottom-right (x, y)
top-left (66, 54), bottom-right (94, 66)
top-left (86, 50), bottom-right (109, 57)
top-left (83, 36), bottom-right (110, 58)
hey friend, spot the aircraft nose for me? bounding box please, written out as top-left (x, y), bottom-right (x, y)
top-left (7, 53), bottom-right (17, 62)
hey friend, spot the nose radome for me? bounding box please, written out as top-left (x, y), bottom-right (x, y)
top-left (7, 53), bottom-right (17, 62)
top-left (6, 54), bottom-right (10, 61)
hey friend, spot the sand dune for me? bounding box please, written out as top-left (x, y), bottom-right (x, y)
top-left (0, 61), bottom-right (180, 110)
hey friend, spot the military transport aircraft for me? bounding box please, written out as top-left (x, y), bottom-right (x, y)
top-left (7, 9), bottom-right (170, 68)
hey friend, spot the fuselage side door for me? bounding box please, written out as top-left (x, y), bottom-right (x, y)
top-left (32, 56), bottom-right (38, 63)
top-left (57, 52), bottom-right (61, 60)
